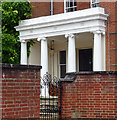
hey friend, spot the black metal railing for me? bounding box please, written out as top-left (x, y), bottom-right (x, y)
top-left (40, 73), bottom-right (62, 120)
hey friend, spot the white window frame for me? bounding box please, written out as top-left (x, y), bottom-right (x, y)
top-left (64, 0), bottom-right (77, 13)
top-left (59, 50), bottom-right (66, 78)
top-left (90, 0), bottom-right (99, 8)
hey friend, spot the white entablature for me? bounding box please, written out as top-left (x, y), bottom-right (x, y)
top-left (15, 7), bottom-right (108, 41)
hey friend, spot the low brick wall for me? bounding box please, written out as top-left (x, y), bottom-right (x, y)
top-left (2, 64), bottom-right (41, 119)
top-left (61, 72), bottom-right (117, 119)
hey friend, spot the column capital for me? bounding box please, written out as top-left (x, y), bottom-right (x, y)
top-left (65, 33), bottom-right (75, 39)
top-left (102, 31), bottom-right (106, 35)
top-left (37, 37), bottom-right (47, 42)
top-left (20, 40), bottom-right (27, 43)
top-left (93, 30), bottom-right (102, 34)
top-left (93, 30), bottom-right (105, 35)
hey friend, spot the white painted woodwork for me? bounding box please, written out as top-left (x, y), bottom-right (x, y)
top-left (38, 37), bottom-right (49, 97)
top-left (15, 7), bottom-right (108, 41)
top-left (65, 34), bottom-right (76, 72)
top-left (93, 30), bottom-right (102, 71)
top-left (15, 7), bottom-right (108, 75)
top-left (21, 41), bottom-right (27, 65)
top-left (102, 32), bottom-right (106, 71)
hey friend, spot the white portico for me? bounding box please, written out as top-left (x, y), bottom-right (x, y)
top-left (15, 7), bottom-right (108, 96)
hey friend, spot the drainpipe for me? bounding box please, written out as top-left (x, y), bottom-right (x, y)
top-left (51, 0), bottom-right (53, 15)
top-left (90, 0), bottom-right (92, 8)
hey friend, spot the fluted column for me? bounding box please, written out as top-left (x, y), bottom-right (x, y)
top-left (65, 33), bottom-right (76, 72)
top-left (20, 40), bottom-right (27, 65)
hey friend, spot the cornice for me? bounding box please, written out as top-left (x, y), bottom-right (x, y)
top-left (15, 13), bottom-right (108, 31)
top-left (15, 7), bottom-right (108, 40)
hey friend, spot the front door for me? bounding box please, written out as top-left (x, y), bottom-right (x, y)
top-left (79, 49), bottom-right (93, 71)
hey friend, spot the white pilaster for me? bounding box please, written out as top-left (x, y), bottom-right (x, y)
top-left (93, 31), bottom-right (102, 71)
top-left (65, 33), bottom-right (76, 72)
top-left (38, 37), bottom-right (49, 97)
top-left (102, 32), bottom-right (106, 71)
top-left (20, 40), bottom-right (27, 65)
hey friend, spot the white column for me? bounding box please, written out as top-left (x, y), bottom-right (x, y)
top-left (20, 40), bottom-right (27, 65)
top-left (93, 31), bottom-right (102, 71)
top-left (38, 37), bottom-right (49, 97)
top-left (65, 33), bottom-right (76, 72)
top-left (40, 38), bottom-right (48, 77)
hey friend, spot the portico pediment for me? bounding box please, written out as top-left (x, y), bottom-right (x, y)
top-left (15, 7), bottom-right (108, 41)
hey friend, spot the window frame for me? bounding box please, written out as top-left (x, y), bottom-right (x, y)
top-left (64, 0), bottom-right (77, 13)
top-left (79, 48), bottom-right (93, 72)
top-left (59, 50), bottom-right (66, 78)
top-left (90, 0), bottom-right (99, 8)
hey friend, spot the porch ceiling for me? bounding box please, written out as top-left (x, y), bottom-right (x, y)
top-left (15, 7), bottom-right (108, 42)
top-left (47, 32), bottom-right (93, 43)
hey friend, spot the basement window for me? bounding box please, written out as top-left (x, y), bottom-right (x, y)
top-left (64, 0), bottom-right (77, 13)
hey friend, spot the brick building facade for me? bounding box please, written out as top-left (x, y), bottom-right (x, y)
top-left (2, 2), bottom-right (117, 119)
top-left (30, 1), bottom-right (117, 71)
top-left (15, 1), bottom-right (117, 97)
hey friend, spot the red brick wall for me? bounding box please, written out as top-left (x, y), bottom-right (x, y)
top-left (114, 2), bottom-right (117, 70)
top-left (53, 2), bottom-right (64, 15)
top-left (77, 2), bottom-right (90, 10)
top-left (2, 64), bottom-right (41, 119)
top-left (31, 2), bottom-right (51, 18)
top-left (61, 72), bottom-right (117, 119)
top-left (100, 2), bottom-right (117, 71)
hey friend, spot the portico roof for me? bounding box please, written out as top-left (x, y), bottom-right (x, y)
top-left (15, 7), bottom-right (108, 41)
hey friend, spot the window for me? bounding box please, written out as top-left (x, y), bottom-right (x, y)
top-left (59, 51), bottom-right (66, 78)
top-left (79, 49), bottom-right (93, 71)
top-left (90, 0), bottom-right (99, 8)
top-left (64, 0), bottom-right (77, 13)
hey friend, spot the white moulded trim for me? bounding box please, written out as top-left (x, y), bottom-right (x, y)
top-left (17, 7), bottom-right (106, 26)
top-left (15, 14), bottom-right (107, 31)
top-left (15, 7), bottom-right (108, 41)
top-left (19, 25), bottom-right (106, 40)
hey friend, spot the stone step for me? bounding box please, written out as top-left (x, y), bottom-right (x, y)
top-left (40, 96), bottom-right (59, 119)
top-left (39, 116), bottom-right (58, 120)
top-left (40, 112), bottom-right (58, 117)
top-left (40, 97), bottom-right (58, 106)
top-left (40, 101), bottom-right (58, 105)
top-left (40, 97), bottom-right (58, 101)
top-left (40, 105), bottom-right (58, 109)
top-left (40, 107), bottom-right (59, 113)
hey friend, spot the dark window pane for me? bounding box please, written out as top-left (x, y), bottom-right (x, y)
top-left (66, 0), bottom-right (77, 12)
top-left (74, 0), bottom-right (77, 6)
top-left (60, 51), bottom-right (66, 64)
top-left (70, 2), bottom-right (73, 7)
top-left (79, 49), bottom-right (93, 71)
top-left (60, 65), bottom-right (66, 78)
top-left (66, 1), bottom-right (69, 7)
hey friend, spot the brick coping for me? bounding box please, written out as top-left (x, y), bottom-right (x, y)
top-left (61, 71), bottom-right (117, 82)
top-left (1, 64), bottom-right (42, 70)
top-left (66, 71), bottom-right (117, 75)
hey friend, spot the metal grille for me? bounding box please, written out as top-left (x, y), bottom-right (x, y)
top-left (40, 73), bottom-right (62, 120)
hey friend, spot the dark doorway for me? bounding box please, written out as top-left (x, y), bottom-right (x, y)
top-left (79, 49), bottom-right (93, 71)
